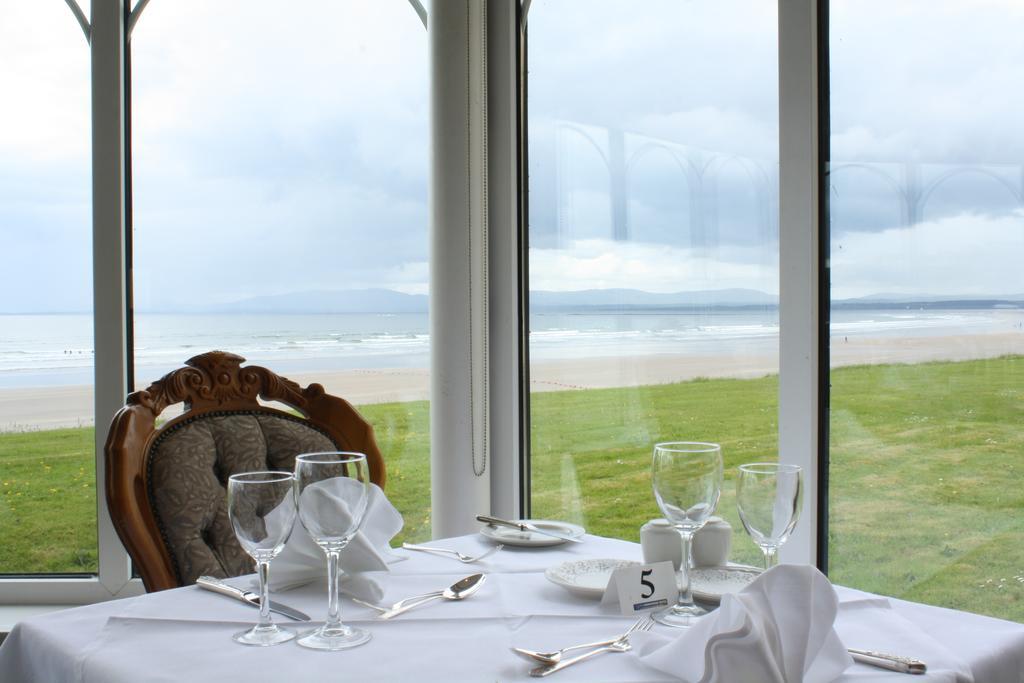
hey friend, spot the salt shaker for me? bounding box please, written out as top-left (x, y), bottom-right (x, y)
top-left (691, 516), bottom-right (732, 567)
top-left (640, 519), bottom-right (683, 570)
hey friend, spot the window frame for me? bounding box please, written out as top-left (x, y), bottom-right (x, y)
top-left (514, 0), bottom-right (825, 566)
top-left (0, 0), bottom-right (827, 608)
top-left (0, 0), bottom-right (141, 605)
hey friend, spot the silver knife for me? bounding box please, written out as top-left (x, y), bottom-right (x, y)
top-left (476, 515), bottom-right (583, 543)
top-left (195, 575), bottom-right (311, 621)
top-left (848, 648), bottom-right (927, 675)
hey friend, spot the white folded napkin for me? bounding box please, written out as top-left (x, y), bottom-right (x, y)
top-left (632, 564), bottom-right (852, 683)
top-left (259, 483), bottom-right (405, 601)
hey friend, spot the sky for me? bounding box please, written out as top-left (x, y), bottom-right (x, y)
top-left (0, 0), bottom-right (1022, 313)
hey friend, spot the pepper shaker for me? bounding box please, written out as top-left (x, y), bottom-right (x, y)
top-left (691, 516), bottom-right (732, 567)
top-left (640, 518), bottom-right (683, 570)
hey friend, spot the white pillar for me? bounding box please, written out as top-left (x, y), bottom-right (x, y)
top-left (430, 0), bottom-right (493, 537)
top-left (778, 0), bottom-right (823, 566)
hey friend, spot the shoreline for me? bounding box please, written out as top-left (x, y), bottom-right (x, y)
top-left (1, 332), bottom-right (1021, 431)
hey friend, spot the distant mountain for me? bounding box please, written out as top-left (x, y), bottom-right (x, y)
top-left (530, 288), bottom-right (778, 309)
top-left (838, 292), bottom-right (1024, 304)
top-left (205, 289), bottom-right (429, 314)
top-left (833, 293), bottom-right (1024, 309)
top-left (199, 287), bottom-right (779, 314)
top-left (183, 287), bottom-right (1024, 315)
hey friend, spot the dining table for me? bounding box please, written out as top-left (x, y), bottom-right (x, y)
top-left (1, 531), bottom-right (1023, 682)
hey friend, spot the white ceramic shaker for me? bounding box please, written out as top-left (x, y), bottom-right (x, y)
top-left (640, 518), bottom-right (683, 570)
top-left (691, 516), bottom-right (732, 567)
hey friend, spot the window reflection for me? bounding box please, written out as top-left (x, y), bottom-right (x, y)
top-left (527, 0), bottom-right (779, 566)
top-left (828, 0), bottom-right (1024, 621)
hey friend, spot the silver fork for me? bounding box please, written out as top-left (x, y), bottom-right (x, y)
top-left (525, 616), bottom-right (655, 678)
top-left (530, 638), bottom-right (634, 678)
top-left (353, 591), bottom-right (444, 613)
top-left (514, 614), bottom-right (655, 666)
top-left (401, 542), bottom-right (504, 563)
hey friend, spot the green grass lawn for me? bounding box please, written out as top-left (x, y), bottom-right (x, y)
top-left (2, 356), bottom-right (1022, 622)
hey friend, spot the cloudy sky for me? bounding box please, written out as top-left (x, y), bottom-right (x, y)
top-left (1, 0), bottom-right (1022, 312)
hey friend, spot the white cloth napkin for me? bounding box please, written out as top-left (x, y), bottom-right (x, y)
top-left (632, 564), bottom-right (852, 683)
top-left (259, 482), bottom-right (405, 601)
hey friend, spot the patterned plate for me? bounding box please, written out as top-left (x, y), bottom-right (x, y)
top-left (691, 565), bottom-right (762, 603)
top-left (544, 559), bottom-right (762, 601)
top-left (544, 559), bottom-right (640, 598)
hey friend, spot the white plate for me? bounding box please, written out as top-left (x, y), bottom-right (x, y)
top-left (544, 560), bottom-right (762, 601)
top-left (545, 559), bottom-right (639, 598)
top-left (691, 565), bottom-right (762, 603)
top-left (479, 519), bottom-right (586, 547)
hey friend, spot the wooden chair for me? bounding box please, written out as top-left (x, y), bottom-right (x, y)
top-left (104, 350), bottom-right (385, 592)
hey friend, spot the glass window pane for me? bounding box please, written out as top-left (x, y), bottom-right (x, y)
top-left (527, 1), bottom-right (779, 563)
top-left (130, 1), bottom-right (430, 541)
top-left (828, 0), bottom-right (1024, 621)
top-left (0, 1), bottom-right (97, 574)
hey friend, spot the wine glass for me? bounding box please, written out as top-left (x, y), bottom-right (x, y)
top-left (294, 451), bottom-right (371, 651)
top-left (651, 441), bottom-right (723, 628)
top-left (736, 462), bottom-right (803, 569)
top-left (227, 471), bottom-right (297, 646)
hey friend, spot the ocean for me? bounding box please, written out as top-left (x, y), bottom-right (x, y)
top-left (0, 308), bottom-right (1021, 389)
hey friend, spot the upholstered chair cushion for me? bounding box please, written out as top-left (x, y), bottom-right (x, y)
top-left (147, 412), bottom-right (336, 584)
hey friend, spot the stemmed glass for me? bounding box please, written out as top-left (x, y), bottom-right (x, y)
top-left (294, 451), bottom-right (371, 651)
top-left (227, 471), bottom-right (298, 646)
top-left (651, 442), bottom-right (723, 628)
top-left (736, 462), bottom-right (803, 569)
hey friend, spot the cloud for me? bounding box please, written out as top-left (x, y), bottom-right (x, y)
top-left (3, 0), bottom-right (1024, 315)
top-left (630, 107), bottom-right (777, 161)
top-left (130, 176), bottom-right (429, 310)
top-left (831, 210), bottom-right (1024, 299)
top-left (530, 238), bottom-right (778, 294)
top-left (0, 3), bottom-right (90, 162)
top-left (830, 0), bottom-right (1024, 162)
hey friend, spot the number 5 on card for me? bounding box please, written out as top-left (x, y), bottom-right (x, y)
top-left (605, 561), bottom-right (677, 616)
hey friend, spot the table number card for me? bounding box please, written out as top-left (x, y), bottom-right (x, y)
top-left (601, 561), bottom-right (677, 616)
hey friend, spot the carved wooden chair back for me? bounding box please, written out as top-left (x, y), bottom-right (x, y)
top-left (104, 350), bottom-right (385, 592)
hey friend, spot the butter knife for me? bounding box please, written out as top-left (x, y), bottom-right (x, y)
top-left (848, 648), bottom-right (927, 675)
top-left (195, 576), bottom-right (311, 621)
top-left (476, 515), bottom-right (583, 543)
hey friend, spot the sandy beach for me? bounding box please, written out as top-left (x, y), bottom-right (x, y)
top-left (1, 331), bottom-right (1021, 431)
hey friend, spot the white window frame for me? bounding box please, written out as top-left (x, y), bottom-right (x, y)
top-left (0, 0), bottom-right (824, 610)
top-left (0, 0), bottom-right (142, 606)
top-left (504, 0), bottom-right (824, 565)
top-left (776, 0), bottom-right (824, 566)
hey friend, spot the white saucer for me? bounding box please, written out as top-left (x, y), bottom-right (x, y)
top-left (545, 558), bottom-right (639, 598)
top-left (479, 519), bottom-right (586, 547)
top-left (691, 565), bottom-right (762, 603)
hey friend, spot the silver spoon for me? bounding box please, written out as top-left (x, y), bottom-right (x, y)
top-left (376, 574), bottom-right (487, 619)
top-left (353, 575), bottom-right (479, 613)
top-left (402, 542), bottom-right (504, 563)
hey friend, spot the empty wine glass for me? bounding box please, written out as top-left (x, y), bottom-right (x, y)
top-left (227, 471), bottom-right (297, 646)
top-left (294, 452), bottom-right (371, 651)
top-left (651, 442), bottom-right (723, 628)
top-left (736, 462), bottom-right (803, 569)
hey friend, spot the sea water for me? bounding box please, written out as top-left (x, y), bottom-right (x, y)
top-left (0, 308), bottom-right (1021, 389)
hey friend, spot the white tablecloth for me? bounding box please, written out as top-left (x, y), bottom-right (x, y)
top-left (1, 534), bottom-right (1023, 682)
